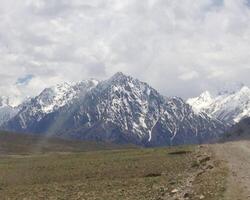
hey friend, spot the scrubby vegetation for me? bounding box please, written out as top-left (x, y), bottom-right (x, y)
top-left (0, 134), bottom-right (227, 200)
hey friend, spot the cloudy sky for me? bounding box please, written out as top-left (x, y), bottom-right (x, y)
top-left (0, 0), bottom-right (250, 100)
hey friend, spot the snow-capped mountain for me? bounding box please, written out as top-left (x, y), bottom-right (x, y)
top-left (3, 72), bottom-right (225, 146)
top-left (31, 80), bottom-right (99, 116)
top-left (0, 96), bottom-right (20, 125)
top-left (4, 79), bottom-right (99, 130)
top-left (187, 85), bottom-right (250, 125)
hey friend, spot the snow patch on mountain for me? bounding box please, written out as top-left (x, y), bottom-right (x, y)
top-left (33, 79), bottom-right (99, 115)
top-left (0, 96), bottom-right (20, 125)
top-left (5, 79), bottom-right (99, 130)
top-left (187, 85), bottom-right (250, 124)
top-left (187, 91), bottom-right (213, 114)
top-left (3, 72), bottom-right (226, 146)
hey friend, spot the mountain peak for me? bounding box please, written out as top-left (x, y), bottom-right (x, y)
top-left (113, 71), bottom-right (127, 77)
top-left (0, 96), bottom-right (10, 107)
top-left (187, 91), bottom-right (214, 114)
top-left (3, 73), bottom-right (226, 146)
top-left (0, 96), bottom-right (20, 125)
top-left (109, 72), bottom-right (132, 82)
top-left (238, 85), bottom-right (250, 94)
top-left (188, 84), bottom-right (250, 124)
top-left (21, 79), bottom-right (100, 116)
top-left (200, 91), bottom-right (212, 100)
top-left (0, 96), bottom-right (23, 108)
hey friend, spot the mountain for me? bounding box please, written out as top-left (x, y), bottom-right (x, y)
top-left (3, 73), bottom-right (226, 146)
top-left (3, 79), bottom-right (99, 131)
top-left (0, 96), bottom-right (20, 125)
top-left (222, 117), bottom-right (250, 141)
top-left (187, 85), bottom-right (250, 125)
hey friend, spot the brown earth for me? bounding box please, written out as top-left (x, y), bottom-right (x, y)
top-left (212, 141), bottom-right (250, 200)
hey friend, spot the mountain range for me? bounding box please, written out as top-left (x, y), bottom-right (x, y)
top-left (187, 85), bottom-right (250, 125)
top-left (1, 72), bottom-right (249, 146)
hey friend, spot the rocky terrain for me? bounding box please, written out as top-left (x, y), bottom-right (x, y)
top-left (212, 141), bottom-right (250, 200)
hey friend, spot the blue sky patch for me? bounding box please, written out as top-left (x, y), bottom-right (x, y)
top-left (16, 74), bottom-right (34, 86)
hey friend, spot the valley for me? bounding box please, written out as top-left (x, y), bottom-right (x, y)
top-left (0, 133), bottom-right (227, 200)
top-left (1, 1), bottom-right (250, 199)
top-left (0, 73), bottom-right (250, 199)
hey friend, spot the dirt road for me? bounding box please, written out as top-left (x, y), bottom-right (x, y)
top-left (212, 141), bottom-right (250, 200)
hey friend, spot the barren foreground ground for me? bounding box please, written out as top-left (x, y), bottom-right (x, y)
top-left (0, 144), bottom-right (226, 200)
top-left (3, 132), bottom-right (250, 200)
top-left (212, 141), bottom-right (250, 200)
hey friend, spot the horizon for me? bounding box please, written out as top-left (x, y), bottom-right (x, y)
top-left (0, 71), bottom-right (249, 106)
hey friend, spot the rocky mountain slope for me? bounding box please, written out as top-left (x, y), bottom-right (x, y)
top-left (2, 73), bottom-right (226, 146)
top-left (0, 96), bottom-right (20, 126)
top-left (222, 117), bottom-right (250, 140)
top-left (3, 79), bottom-right (99, 131)
top-left (187, 85), bottom-right (250, 125)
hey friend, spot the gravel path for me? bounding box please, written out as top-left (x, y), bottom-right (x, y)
top-left (212, 141), bottom-right (250, 200)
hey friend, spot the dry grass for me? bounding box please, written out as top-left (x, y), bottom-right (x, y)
top-left (0, 146), bottom-right (197, 200)
top-left (0, 132), bottom-right (228, 200)
top-left (0, 131), bottom-right (136, 155)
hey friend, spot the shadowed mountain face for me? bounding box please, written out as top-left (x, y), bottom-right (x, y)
top-left (223, 117), bottom-right (250, 141)
top-left (2, 73), bottom-right (226, 146)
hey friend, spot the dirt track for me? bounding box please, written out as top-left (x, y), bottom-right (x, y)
top-left (212, 141), bottom-right (250, 200)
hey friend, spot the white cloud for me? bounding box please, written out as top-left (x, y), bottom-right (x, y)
top-left (0, 0), bottom-right (250, 100)
top-left (179, 71), bottom-right (199, 81)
